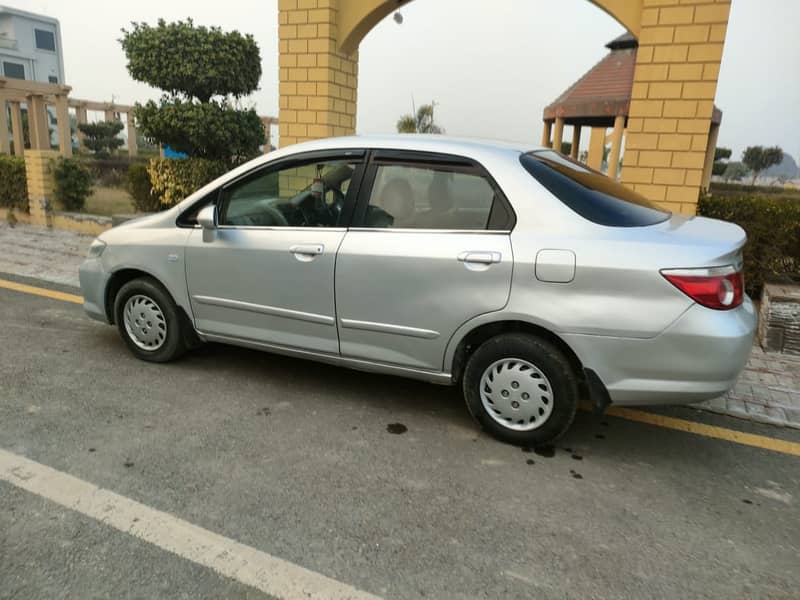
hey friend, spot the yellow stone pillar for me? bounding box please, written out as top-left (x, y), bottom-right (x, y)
top-left (552, 117), bottom-right (565, 154)
top-left (607, 115), bottom-right (625, 180)
top-left (278, 0), bottom-right (358, 147)
top-left (9, 101), bottom-right (23, 156)
top-left (126, 111), bottom-right (138, 158)
top-left (621, 0), bottom-right (732, 214)
top-left (75, 104), bottom-right (88, 149)
top-left (587, 127), bottom-right (606, 171)
top-left (540, 120), bottom-right (552, 148)
top-left (55, 94), bottom-right (72, 157)
top-left (104, 108), bottom-right (116, 122)
top-left (24, 150), bottom-right (60, 227)
top-left (570, 126), bottom-right (581, 160)
top-left (701, 121), bottom-right (720, 190)
top-left (27, 94), bottom-right (51, 151)
top-left (0, 99), bottom-right (9, 155)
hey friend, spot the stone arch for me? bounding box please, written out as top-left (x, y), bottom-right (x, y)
top-left (278, 0), bottom-right (731, 213)
top-left (338, 0), bottom-right (642, 55)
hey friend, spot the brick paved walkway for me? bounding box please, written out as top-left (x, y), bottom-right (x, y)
top-left (1, 221), bottom-right (798, 427)
top-left (695, 346), bottom-right (800, 428)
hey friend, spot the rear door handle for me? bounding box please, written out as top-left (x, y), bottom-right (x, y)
top-left (290, 244), bottom-right (324, 256)
top-left (458, 251), bottom-right (501, 265)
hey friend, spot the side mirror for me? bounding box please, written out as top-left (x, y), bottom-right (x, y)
top-left (197, 205), bottom-right (217, 230)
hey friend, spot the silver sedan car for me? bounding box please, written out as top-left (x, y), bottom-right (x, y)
top-left (79, 136), bottom-right (756, 446)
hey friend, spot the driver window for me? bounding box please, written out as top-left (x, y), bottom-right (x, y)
top-left (219, 159), bottom-right (358, 227)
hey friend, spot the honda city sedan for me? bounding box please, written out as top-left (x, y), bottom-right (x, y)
top-left (79, 135), bottom-right (756, 446)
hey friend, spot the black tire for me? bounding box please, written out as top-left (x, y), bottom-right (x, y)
top-left (462, 333), bottom-right (579, 446)
top-left (113, 277), bottom-right (187, 363)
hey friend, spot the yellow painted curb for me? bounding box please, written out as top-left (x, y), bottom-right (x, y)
top-left (0, 278), bottom-right (83, 305)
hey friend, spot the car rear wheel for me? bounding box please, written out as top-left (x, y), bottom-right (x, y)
top-left (114, 277), bottom-right (187, 363)
top-left (462, 333), bottom-right (579, 446)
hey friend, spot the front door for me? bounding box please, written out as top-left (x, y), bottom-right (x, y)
top-left (335, 152), bottom-right (515, 372)
top-left (185, 151), bottom-right (364, 354)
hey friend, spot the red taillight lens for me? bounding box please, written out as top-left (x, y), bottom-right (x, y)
top-left (662, 268), bottom-right (744, 310)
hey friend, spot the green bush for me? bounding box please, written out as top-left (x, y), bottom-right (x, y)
top-left (0, 155), bottom-right (28, 211)
top-left (53, 158), bottom-right (94, 212)
top-left (697, 192), bottom-right (800, 298)
top-left (127, 162), bottom-right (161, 212)
top-left (147, 157), bottom-right (227, 207)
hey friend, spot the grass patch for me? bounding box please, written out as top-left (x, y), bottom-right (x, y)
top-left (84, 185), bottom-right (135, 216)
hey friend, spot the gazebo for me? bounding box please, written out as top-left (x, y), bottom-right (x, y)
top-left (541, 33), bottom-right (722, 188)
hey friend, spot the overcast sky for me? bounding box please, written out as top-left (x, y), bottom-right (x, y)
top-left (12, 0), bottom-right (800, 160)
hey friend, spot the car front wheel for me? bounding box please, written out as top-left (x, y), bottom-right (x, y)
top-left (113, 277), bottom-right (187, 363)
top-left (462, 333), bottom-right (579, 446)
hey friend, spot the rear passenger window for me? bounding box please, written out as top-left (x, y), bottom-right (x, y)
top-left (520, 150), bottom-right (670, 227)
top-left (364, 163), bottom-right (505, 230)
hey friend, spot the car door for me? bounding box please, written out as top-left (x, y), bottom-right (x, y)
top-left (185, 150), bottom-right (365, 354)
top-left (335, 150), bottom-right (515, 372)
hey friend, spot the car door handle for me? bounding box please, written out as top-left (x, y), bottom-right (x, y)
top-left (458, 251), bottom-right (501, 265)
top-left (290, 244), bottom-right (324, 257)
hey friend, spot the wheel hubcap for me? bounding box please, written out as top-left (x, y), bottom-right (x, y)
top-left (123, 294), bottom-right (167, 351)
top-left (479, 358), bottom-right (554, 431)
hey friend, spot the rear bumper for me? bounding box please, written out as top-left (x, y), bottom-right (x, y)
top-left (564, 297), bottom-right (756, 406)
top-left (78, 258), bottom-right (111, 323)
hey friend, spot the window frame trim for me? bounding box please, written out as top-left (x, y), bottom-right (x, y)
top-left (33, 28), bottom-right (57, 53)
top-left (2, 60), bottom-right (26, 80)
top-left (351, 149), bottom-right (516, 232)
top-left (175, 149), bottom-right (367, 229)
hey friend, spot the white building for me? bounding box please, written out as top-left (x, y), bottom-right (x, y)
top-left (0, 5), bottom-right (65, 84)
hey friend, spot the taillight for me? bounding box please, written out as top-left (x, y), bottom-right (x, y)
top-left (661, 266), bottom-right (744, 310)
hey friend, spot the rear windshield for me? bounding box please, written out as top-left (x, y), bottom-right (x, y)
top-left (520, 150), bottom-right (671, 227)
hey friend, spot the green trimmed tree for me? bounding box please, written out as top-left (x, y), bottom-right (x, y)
top-left (120, 19), bottom-right (265, 164)
top-left (78, 120), bottom-right (124, 157)
top-left (742, 145), bottom-right (783, 185)
top-left (712, 146), bottom-right (731, 177)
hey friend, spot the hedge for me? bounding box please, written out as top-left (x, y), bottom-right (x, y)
top-left (147, 157), bottom-right (228, 207)
top-left (697, 192), bottom-right (800, 298)
top-left (127, 162), bottom-right (161, 213)
top-left (0, 155), bottom-right (28, 211)
top-left (53, 158), bottom-right (94, 212)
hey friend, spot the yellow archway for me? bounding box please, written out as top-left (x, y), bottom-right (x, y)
top-left (337, 0), bottom-right (643, 55)
top-left (278, 0), bottom-right (731, 214)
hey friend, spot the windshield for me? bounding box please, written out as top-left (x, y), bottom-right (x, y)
top-left (520, 150), bottom-right (671, 227)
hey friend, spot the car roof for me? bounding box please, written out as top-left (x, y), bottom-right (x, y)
top-left (271, 134), bottom-right (542, 159)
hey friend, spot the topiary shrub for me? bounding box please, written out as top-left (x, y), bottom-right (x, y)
top-left (0, 155), bottom-right (28, 211)
top-left (147, 157), bottom-right (227, 207)
top-left (698, 192), bottom-right (800, 298)
top-left (53, 158), bottom-right (94, 212)
top-left (127, 162), bottom-right (161, 212)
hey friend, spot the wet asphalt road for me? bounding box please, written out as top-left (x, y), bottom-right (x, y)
top-left (1, 275), bottom-right (799, 599)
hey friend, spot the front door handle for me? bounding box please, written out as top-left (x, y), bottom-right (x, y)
top-left (290, 244), bottom-right (324, 262)
top-left (458, 251), bottom-right (501, 265)
top-left (290, 244), bottom-right (324, 256)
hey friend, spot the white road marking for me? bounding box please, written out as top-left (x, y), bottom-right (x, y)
top-left (0, 448), bottom-right (381, 600)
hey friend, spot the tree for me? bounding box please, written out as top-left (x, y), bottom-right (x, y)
top-left (722, 161), bottom-right (749, 182)
top-left (742, 145), bottom-right (783, 185)
top-left (78, 121), bottom-right (124, 157)
top-left (560, 141), bottom-right (572, 156)
top-left (120, 19), bottom-right (264, 164)
top-left (397, 103), bottom-right (443, 134)
top-left (712, 146), bottom-right (731, 177)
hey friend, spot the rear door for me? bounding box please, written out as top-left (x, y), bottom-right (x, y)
top-left (185, 150), bottom-right (365, 354)
top-left (335, 150), bottom-right (515, 372)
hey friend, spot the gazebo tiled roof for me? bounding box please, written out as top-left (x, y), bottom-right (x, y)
top-left (543, 33), bottom-right (722, 127)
